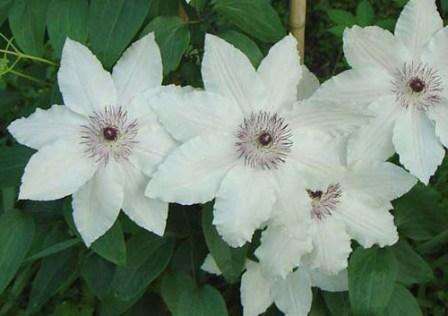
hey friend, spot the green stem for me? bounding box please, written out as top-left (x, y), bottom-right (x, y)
top-left (9, 70), bottom-right (51, 86)
top-left (0, 49), bottom-right (57, 66)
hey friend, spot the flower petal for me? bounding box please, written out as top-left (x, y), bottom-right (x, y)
top-left (307, 268), bottom-right (348, 292)
top-left (393, 106), bottom-right (444, 184)
top-left (7, 105), bottom-right (85, 150)
top-left (343, 25), bottom-right (409, 73)
top-left (348, 95), bottom-right (403, 164)
top-left (422, 27), bottom-right (448, 75)
top-left (58, 38), bottom-right (117, 115)
top-left (241, 261), bottom-right (274, 316)
top-left (297, 66), bottom-right (320, 101)
top-left (149, 86), bottom-right (242, 142)
top-left (112, 33), bottom-right (163, 106)
top-left (213, 164), bottom-right (276, 247)
top-left (305, 217), bottom-right (352, 275)
top-left (122, 164), bottom-right (168, 236)
top-left (19, 138), bottom-right (97, 201)
top-left (272, 269), bottom-right (313, 316)
top-left (146, 134), bottom-right (238, 205)
top-left (72, 161), bottom-right (124, 247)
top-left (257, 34), bottom-right (302, 112)
top-left (395, 0), bottom-right (443, 59)
top-left (336, 194), bottom-right (398, 248)
top-left (427, 98), bottom-right (448, 148)
top-left (202, 34), bottom-right (266, 114)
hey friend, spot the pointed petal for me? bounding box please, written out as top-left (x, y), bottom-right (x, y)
top-left (257, 34), bottom-right (302, 112)
top-left (72, 161), bottom-right (123, 247)
top-left (149, 86), bottom-right (242, 142)
top-left (113, 33), bottom-right (163, 106)
top-left (422, 27), bottom-right (448, 74)
top-left (201, 254), bottom-right (222, 276)
top-left (336, 195), bottom-right (398, 248)
top-left (7, 105), bottom-right (85, 150)
top-left (122, 164), bottom-right (168, 236)
top-left (19, 138), bottom-right (97, 201)
top-left (202, 34), bottom-right (266, 114)
top-left (297, 66), bottom-right (320, 101)
top-left (393, 106), bottom-right (444, 184)
top-left (214, 165), bottom-right (276, 247)
top-left (272, 269), bottom-right (313, 316)
top-left (427, 98), bottom-right (448, 148)
top-left (146, 134), bottom-right (237, 205)
top-left (343, 25), bottom-right (409, 73)
top-left (308, 268), bottom-right (348, 292)
top-left (241, 261), bottom-right (274, 316)
top-left (58, 39), bottom-right (117, 115)
top-left (395, 0), bottom-right (443, 59)
top-left (348, 95), bottom-right (402, 164)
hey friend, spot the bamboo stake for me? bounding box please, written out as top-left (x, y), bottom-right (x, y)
top-left (289, 0), bottom-right (306, 63)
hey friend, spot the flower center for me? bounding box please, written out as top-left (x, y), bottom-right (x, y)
top-left (306, 184), bottom-right (342, 221)
top-left (80, 106), bottom-right (138, 164)
top-left (392, 62), bottom-right (443, 110)
top-left (236, 111), bottom-right (293, 170)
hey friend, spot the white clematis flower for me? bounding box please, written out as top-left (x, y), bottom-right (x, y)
top-left (201, 254), bottom-right (348, 316)
top-left (315, 0), bottom-right (448, 184)
top-left (8, 34), bottom-right (175, 247)
top-left (147, 33), bottom-right (369, 247)
top-left (255, 154), bottom-right (417, 277)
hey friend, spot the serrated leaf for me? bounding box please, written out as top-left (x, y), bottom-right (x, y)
top-left (327, 9), bottom-right (356, 26)
top-left (0, 145), bottom-right (34, 189)
top-left (218, 30), bottom-right (263, 67)
top-left (213, 0), bottom-right (285, 43)
top-left (8, 0), bottom-right (51, 56)
top-left (0, 209), bottom-right (35, 294)
top-left (91, 220), bottom-right (127, 266)
top-left (356, 1), bottom-right (375, 26)
top-left (88, 0), bottom-right (150, 68)
top-left (47, 0), bottom-right (89, 57)
top-left (383, 284), bottom-right (422, 316)
top-left (348, 247), bottom-right (398, 316)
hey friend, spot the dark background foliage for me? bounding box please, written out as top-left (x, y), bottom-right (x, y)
top-left (0, 0), bottom-right (446, 315)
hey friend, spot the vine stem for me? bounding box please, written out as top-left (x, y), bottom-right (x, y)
top-left (289, 0), bottom-right (306, 63)
top-left (0, 49), bottom-right (57, 66)
top-left (9, 70), bottom-right (51, 86)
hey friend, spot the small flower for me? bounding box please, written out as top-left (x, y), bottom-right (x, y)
top-left (8, 34), bottom-right (175, 246)
top-left (314, 0), bottom-right (448, 184)
top-left (146, 34), bottom-right (368, 247)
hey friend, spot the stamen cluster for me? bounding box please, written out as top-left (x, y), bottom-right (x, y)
top-left (307, 184), bottom-right (342, 220)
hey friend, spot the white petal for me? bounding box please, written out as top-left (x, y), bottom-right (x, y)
top-left (19, 138), bottom-right (97, 201)
top-left (146, 134), bottom-right (237, 205)
top-left (213, 165), bottom-right (276, 247)
top-left (314, 68), bottom-right (393, 106)
top-left (7, 105), bottom-right (85, 150)
top-left (305, 217), bottom-right (352, 275)
top-left (241, 261), bottom-right (274, 316)
top-left (58, 38), bottom-right (117, 115)
top-left (395, 0), bottom-right (443, 59)
top-left (307, 268), bottom-right (348, 292)
top-left (343, 25), bottom-right (409, 73)
top-left (112, 33), bottom-right (163, 106)
top-left (122, 164), bottom-right (168, 236)
top-left (72, 161), bottom-right (124, 247)
top-left (422, 27), bottom-right (448, 74)
top-left (202, 34), bottom-right (266, 114)
top-left (201, 254), bottom-right (222, 276)
top-left (272, 269), bottom-right (312, 316)
top-left (149, 86), bottom-right (242, 142)
top-left (343, 162), bottom-right (417, 205)
top-left (427, 98), bottom-right (448, 148)
top-left (393, 106), bottom-right (444, 184)
top-left (255, 224), bottom-right (312, 279)
top-left (257, 34), bottom-right (302, 112)
top-left (348, 95), bottom-right (402, 164)
top-left (297, 66), bottom-right (320, 101)
top-left (336, 194), bottom-right (398, 248)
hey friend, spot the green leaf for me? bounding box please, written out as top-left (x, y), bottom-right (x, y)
top-left (52, 302), bottom-right (94, 316)
top-left (218, 30), bottom-right (263, 67)
top-left (213, 0), bottom-right (285, 43)
top-left (328, 25), bottom-right (346, 37)
top-left (348, 247), bottom-right (398, 316)
top-left (161, 271), bottom-right (196, 315)
top-left (148, 0), bottom-right (179, 19)
top-left (356, 0), bottom-right (375, 26)
top-left (0, 209), bottom-right (35, 294)
top-left (28, 249), bottom-right (78, 313)
top-left (0, 0), bottom-right (13, 26)
top-left (327, 9), bottom-right (356, 26)
top-left (141, 17), bottom-right (191, 75)
top-left (91, 220), bottom-right (127, 266)
top-left (383, 284), bottom-right (422, 316)
top-left (0, 145), bottom-right (34, 189)
top-left (392, 240), bottom-right (433, 286)
top-left (88, 0), bottom-right (150, 68)
top-left (47, 0), bottom-right (89, 56)
top-left (81, 253), bottom-right (116, 300)
top-left (442, 0), bottom-right (448, 13)
top-left (376, 18), bottom-right (396, 32)
top-left (25, 238), bottom-right (80, 263)
top-left (177, 284), bottom-right (228, 316)
top-left (322, 292), bottom-right (351, 316)
top-left (202, 203), bottom-right (247, 284)
top-left (8, 0), bottom-right (51, 56)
